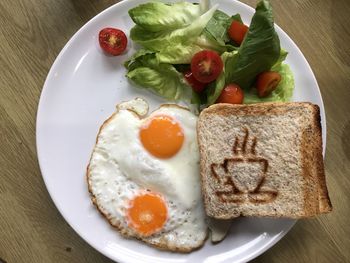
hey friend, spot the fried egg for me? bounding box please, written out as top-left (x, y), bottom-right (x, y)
top-left (87, 98), bottom-right (208, 252)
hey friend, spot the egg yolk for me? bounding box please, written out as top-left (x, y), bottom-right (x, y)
top-left (126, 193), bottom-right (168, 236)
top-left (140, 115), bottom-right (184, 158)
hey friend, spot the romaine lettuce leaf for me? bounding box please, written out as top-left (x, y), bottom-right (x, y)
top-left (195, 33), bottom-right (228, 52)
top-left (203, 11), bottom-right (242, 49)
top-left (128, 2), bottom-right (203, 32)
top-left (204, 10), bottom-right (232, 45)
top-left (225, 0), bottom-right (281, 89)
top-left (125, 53), bottom-right (189, 100)
top-left (124, 49), bottom-right (155, 70)
top-left (156, 44), bottom-right (203, 64)
top-left (130, 5), bottom-right (217, 52)
top-left (127, 67), bottom-right (185, 100)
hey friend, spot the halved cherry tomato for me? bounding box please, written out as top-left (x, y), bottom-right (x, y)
top-left (99, 27), bottom-right (127, 56)
top-left (256, 71), bottom-right (282, 97)
top-left (191, 50), bottom-right (223, 83)
top-left (183, 70), bottom-right (206, 93)
top-left (216, 84), bottom-right (244, 104)
top-left (228, 20), bottom-right (249, 45)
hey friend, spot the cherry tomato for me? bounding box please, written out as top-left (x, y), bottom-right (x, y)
top-left (228, 20), bottom-right (249, 45)
top-left (183, 70), bottom-right (207, 93)
top-left (99, 27), bottom-right (127, 56)
top-left (191, 50), bottom-right (223, 83)
top-left (216, 84), bottom-right (244, 104)
top-left (256, 71), bottom-right (282, 97)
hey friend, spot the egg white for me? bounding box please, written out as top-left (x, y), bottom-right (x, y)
top-left (87, 99), bottom-right (207, 251)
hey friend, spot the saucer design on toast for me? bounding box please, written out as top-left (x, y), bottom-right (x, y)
top-left (211, 127), bottom-right (278, 204)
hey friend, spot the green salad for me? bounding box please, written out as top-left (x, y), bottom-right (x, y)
top-left (124, 0), bottom-right (294, 107)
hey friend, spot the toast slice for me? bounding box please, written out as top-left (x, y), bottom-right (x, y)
top-left (197, 102), bottom-right (332, 219)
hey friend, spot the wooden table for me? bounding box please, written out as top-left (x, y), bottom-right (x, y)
top-left (1, 0), bottom-right (349, 262)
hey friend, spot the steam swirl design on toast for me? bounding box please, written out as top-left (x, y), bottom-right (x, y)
top-left (211, 127), bottom-right (278, 204)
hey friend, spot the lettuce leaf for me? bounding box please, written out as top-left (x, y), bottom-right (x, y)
top-left (271, 49), bottom-right (288, 70)
top-left (244, 63), bottom-right (294, 103)
top-left (195, 33), bottom-right (228, 52)
top-left (202, 10), bottom-right (243, 52)
top-left (243, 49), bottom-right (293, 103)
top-left (225, 0), bottom-right (281, 89)
top-left (206, 51), bottom-right (238, 105)
top-left (130, 5), bottom-right (217, 53)
top-left (124, 49), bottom-right (155, 70)
top-left (127, 67), bottom-right (185, 100)
top-left (231, 14), bottom-right (243, 24)
top-left (128, 2), bottom-right (203, 32)
top-left (156, 44), bottom-right (203, 64)
top-left (204, 10), bottom-right (232, 45)
top-left (125, 52), bottom-right (189, 100)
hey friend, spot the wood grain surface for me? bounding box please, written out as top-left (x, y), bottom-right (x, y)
top-left (0, 0), bottom-right (349, 262)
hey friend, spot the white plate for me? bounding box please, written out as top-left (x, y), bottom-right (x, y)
top-left (36, 0), bottom-right (326, 262)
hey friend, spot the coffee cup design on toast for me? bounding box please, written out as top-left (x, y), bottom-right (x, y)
top-left (211, 127), bottom-right (278, 204)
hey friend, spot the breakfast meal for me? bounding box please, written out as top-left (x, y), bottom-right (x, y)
top-left (198, 102), bottom-right (332, 219)
top-left (87, 0), bottom-right (332, 253)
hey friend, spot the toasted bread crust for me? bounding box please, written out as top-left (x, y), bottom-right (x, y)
top-left (312, 106), bottom-right (332, 213)
top-left (86, 107), bottom-right (207, 253)
top-left (198, 102), bottom-right (332, 219)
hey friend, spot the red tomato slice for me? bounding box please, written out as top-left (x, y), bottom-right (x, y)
top-left (191, 50), bottom-right (223, 83)
top-left (216, 84), bottom-right (244, 104)
top-left (256, 71), bottom-right (282, 97)
top-left (99, 28), bottom-right (127, 56)
top-left (228, 20), bottom-right (249, 45)
top-left (183, 70), bottom-right (207, 93)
